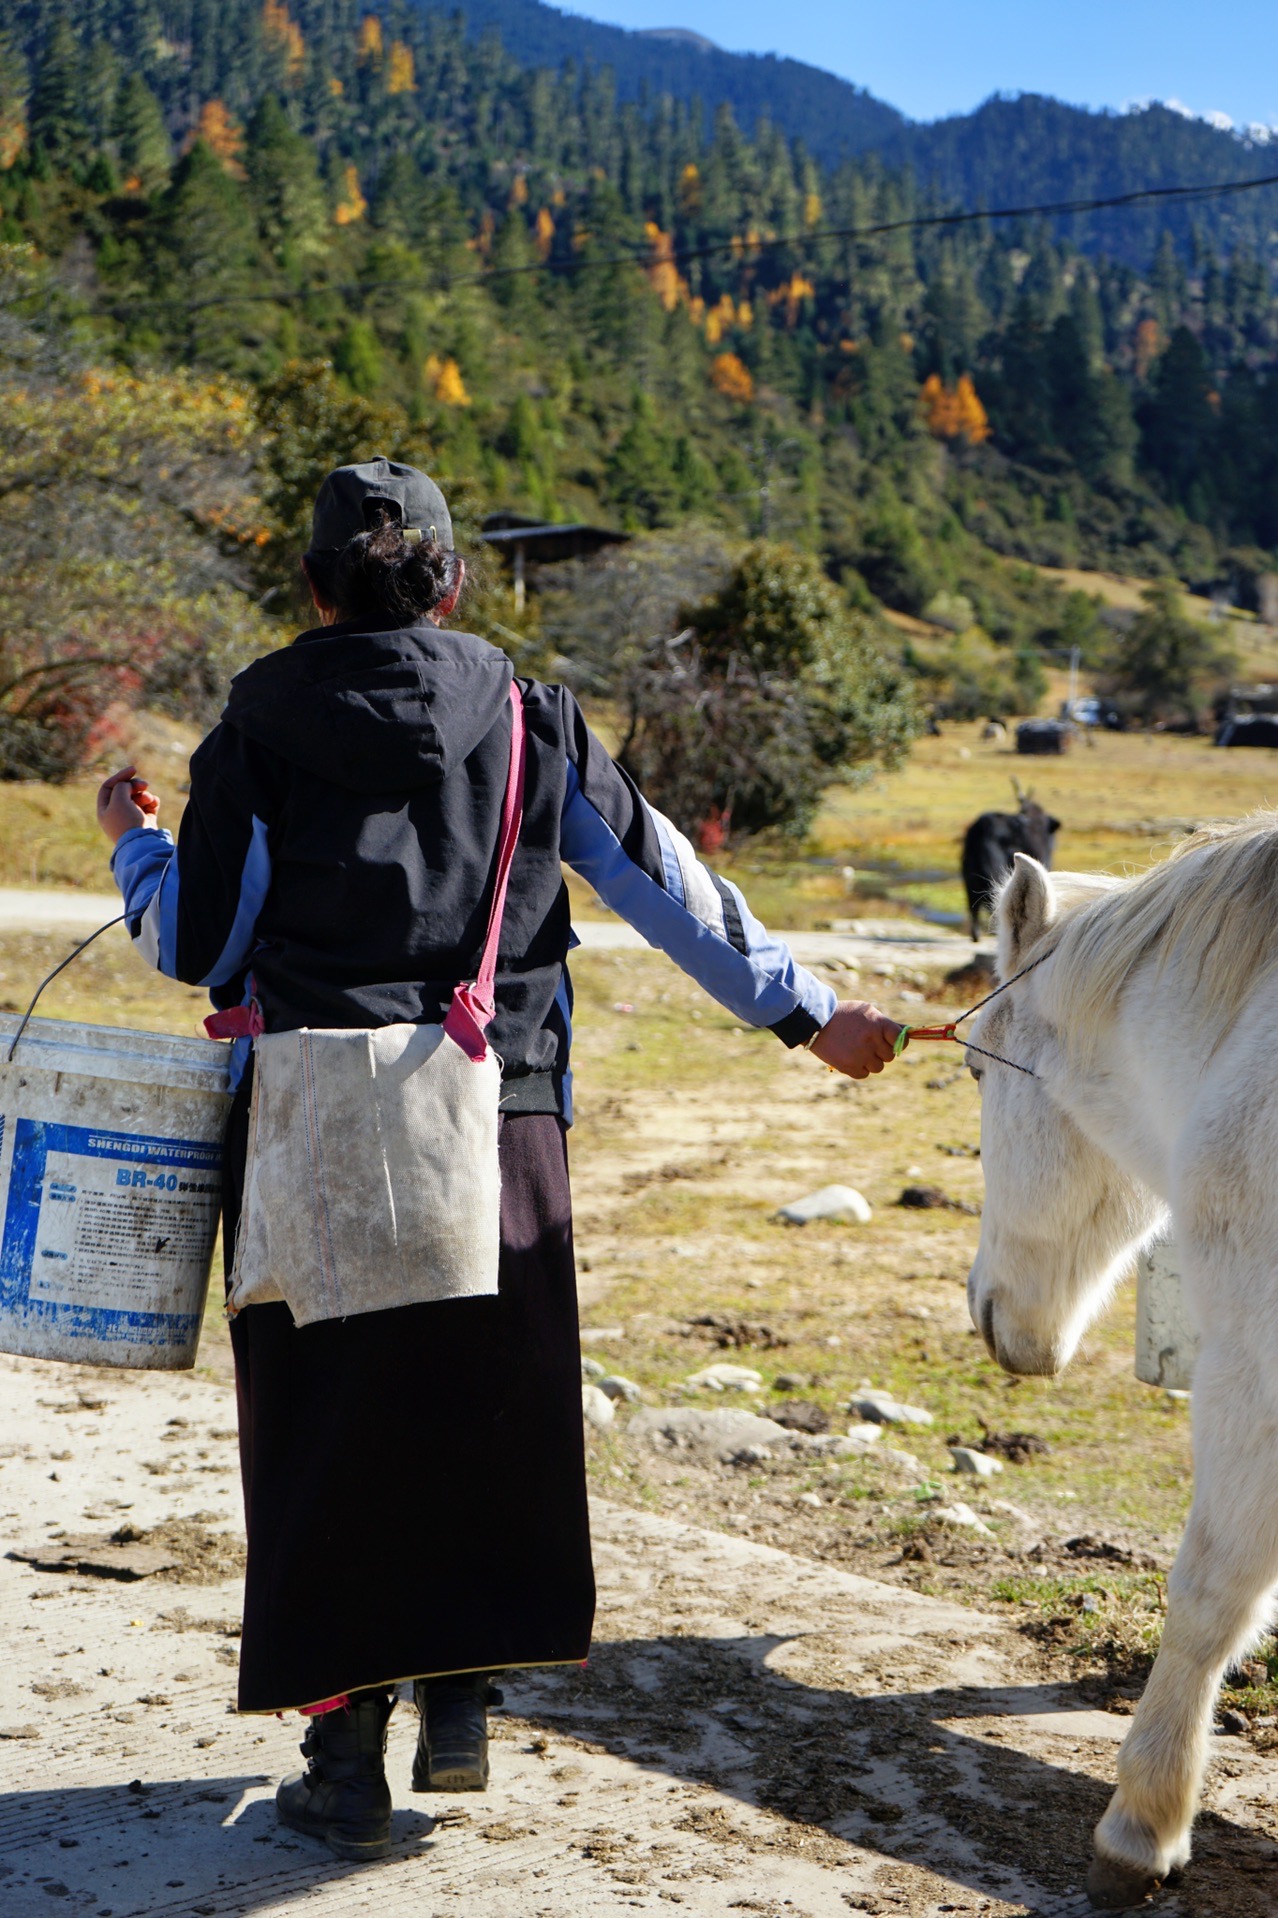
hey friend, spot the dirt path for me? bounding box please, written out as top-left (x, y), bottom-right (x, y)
top-left (0, 1354), bottom-right (1275, 1917)
top-left (0, 887), bottom-right (988, 977)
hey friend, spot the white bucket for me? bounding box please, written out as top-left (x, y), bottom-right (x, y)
top-left (1135, 1238), bottom-right (1198, 1391)
top-left (0, 1015), bottom-right (232, 1370)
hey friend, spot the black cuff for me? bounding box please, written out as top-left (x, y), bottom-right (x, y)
top-left (769, 1005), bottom-right (823, 1050)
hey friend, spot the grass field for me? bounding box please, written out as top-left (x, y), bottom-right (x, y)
top-left (5, 710), bottom-right (1277, 1725)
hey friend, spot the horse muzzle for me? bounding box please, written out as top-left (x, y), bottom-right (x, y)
top-left (969, 1271), bottom-right (1066, 1377)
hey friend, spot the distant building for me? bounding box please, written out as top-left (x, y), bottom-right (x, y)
top-left (479, 513), bottom-right (630, 611)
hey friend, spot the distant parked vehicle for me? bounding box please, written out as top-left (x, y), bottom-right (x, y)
top-left (1017, 718), bottom-right (1071, 755)
top-left (1216, 714), bottom-right (1278, 747)
top-left (1060, 696), bottom-right (1123, 730)
top-left (961, 786), bottom-right (1062, 941)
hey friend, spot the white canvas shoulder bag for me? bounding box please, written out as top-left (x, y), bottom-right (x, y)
top-left (226, 681), bottom-right (526, 1327)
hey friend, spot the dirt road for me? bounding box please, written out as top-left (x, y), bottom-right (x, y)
top-left (0, 1352), bottom-right (1275, 1918)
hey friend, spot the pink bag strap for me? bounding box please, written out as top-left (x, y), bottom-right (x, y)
top-left (443, 681), bottom-right (527, 1062)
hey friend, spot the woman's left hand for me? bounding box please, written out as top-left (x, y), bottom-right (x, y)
top-left (96, 766), bottom-right (160, 845)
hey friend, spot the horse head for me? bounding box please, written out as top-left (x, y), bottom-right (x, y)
top-left (966, 854), bottom-right (1159, 1377)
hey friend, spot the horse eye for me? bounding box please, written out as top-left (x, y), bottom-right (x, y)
top-left (968, 1062), bottom-right (983, 1084)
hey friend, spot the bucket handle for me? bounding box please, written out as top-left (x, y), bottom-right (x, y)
top-left (5, 914), bottom-right (127, 1064)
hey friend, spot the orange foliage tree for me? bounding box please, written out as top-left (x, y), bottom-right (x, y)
top-left (920, 372), bottom-right (990, 444)
top-left (261, 0), bottom-right (305, 78)
top-left (356, 15), bottom-right (383, 60)
top-left (711, 353), bottom-right (754, 404)
top-left (189, 101), bottom-right (245, 176)
top-left (387, 41), bottom-right (415, 94)
top-left (333, 162), bottom-right (366, 225)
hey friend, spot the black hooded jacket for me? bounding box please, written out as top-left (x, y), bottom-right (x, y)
top-left (111, 618), bottom-right (835, 1118)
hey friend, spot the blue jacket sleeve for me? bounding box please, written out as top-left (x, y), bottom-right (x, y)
top-left (109, 724), bottom-right (279, 989)
top-left (556, 689), bottom-right (836, 1045)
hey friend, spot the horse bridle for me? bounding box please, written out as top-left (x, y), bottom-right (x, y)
top-left (894, 946), bottom-right (1056, 1077)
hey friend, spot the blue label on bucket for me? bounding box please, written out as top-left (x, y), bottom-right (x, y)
top-left (0, 1120), bottom-right (223, 1350)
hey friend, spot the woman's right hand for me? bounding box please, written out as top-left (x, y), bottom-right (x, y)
top-left (808, 1000), bottom-right (902, 1079)
top-left (96, 766), bottom-right (160, 846)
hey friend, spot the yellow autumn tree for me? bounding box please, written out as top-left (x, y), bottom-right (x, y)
top-left (333, 162), bottom-right (367, 226)
top-left (769, 271), bottom-right (814, 327)
top-left (190, 101), bottom-right (245, 176)
top-left (356, 14), bottom-right (383, 60)
top-left (261, 0), bottom-right (305, 78)
top-left (534, 207), bottom-right (555, 261)
top-left (644, 222), bottom-right (683, 313)
top-left (954, 374), bottom-right (990, 444)
top-left (921, 372), bottom-right (990, 444)
top-left (704, 293), bottom-right (737, 346)
top-left (1135, 317), bottom-right (1163, 380)
top-left (804, 189), bottom-right (822, 228)
top-left (711, 353), bottom-right (754, 404)
top-left (387, 41), bottom-right (415, 94)
top-left (679, 163), bottom-right (701, 216)
top-left (509, 172), bottom-right (528, 207)
top-left (424, 356), bottom-right (471, 408)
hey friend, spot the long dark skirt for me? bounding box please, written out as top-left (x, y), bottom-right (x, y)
top-left (224, 1082), bottom-right (595, 1713)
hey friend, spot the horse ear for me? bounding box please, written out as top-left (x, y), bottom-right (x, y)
top-left (997, 853), bottom-right (1056, 972)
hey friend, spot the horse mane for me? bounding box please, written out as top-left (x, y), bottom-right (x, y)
top-left (1030, 813), bottom-right (1278, 1042)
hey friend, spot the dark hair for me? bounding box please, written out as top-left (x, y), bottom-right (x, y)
top-left (304, 512), bottom-right (463, 623)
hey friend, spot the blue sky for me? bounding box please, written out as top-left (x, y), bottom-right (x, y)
top-left (562, 0), bottom-right (1278, 129)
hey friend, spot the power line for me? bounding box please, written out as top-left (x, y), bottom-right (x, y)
top-left (11, 165), bottom-right (1278, 318)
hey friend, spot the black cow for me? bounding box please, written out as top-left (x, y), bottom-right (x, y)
top-left (961, 794), bottom-right (1061, 942)
top-left (1216, 715), bottom-right (1278, 748)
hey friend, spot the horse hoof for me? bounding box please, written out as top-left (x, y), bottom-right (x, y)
top-left (1086, 1855), bottom-right (1161, 1909)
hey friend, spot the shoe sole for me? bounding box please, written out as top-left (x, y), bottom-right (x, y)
top-left (276, 1802), bottom-right (392, 1861)
top-left (411, 1762), bottom-right (488, 1792)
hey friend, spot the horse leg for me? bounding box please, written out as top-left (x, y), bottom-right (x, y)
top-left (1088, 1348), bottom-right (1278, 1908)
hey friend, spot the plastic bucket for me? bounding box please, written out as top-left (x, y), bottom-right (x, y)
top-left (0, 1015), bottom-right (232, 1370)
top-left (1135, 1238), bottom-right (1197, 1391)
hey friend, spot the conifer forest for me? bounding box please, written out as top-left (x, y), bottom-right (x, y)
top-left (4, 0), bottom-right (1278, 797)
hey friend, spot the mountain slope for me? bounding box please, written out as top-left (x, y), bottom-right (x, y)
top-left (413, 0), bottom-right (908, 161)
top-left (419, 0), bottom-right (1278, 262)
top-left (882, 95), bottom-right (1278, 265)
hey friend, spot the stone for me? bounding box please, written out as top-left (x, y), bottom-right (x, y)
top-left (932, 1502), bottom-right (995, 1537)
top-left (776, 1186), bottom-right (872, 1226)
top-left (599, 1374), bottom-right (642, 1404)
top-left (580, 1356), bottom-right (606, 1381)
top-left (628, 1407), bottom-right (791, 1463)
top-left (580, 1326), bottom-right (625, 1345)
top-left (950, 1445), bottom-right (1004, 1479)
top-left (771, 1400), bottom-right (829, 1435)
top-left (879, 1448), bottom-right (924, 1476)
top-left (684, 1364), bottom-right (763, 1393)
top-left (848, 1387), bottom-right (934, 1427)
top-left (581, 1384), bottom-right (616, 1431)
top-left (1219, 1709), bottom-right (1250, 1737)
top-left (796, 1492), bottom-right (823, 1510)
top-left (772, 1372), bottom-right (808, 1393)
top-left (807, 1431), bottom-right (883, 1459)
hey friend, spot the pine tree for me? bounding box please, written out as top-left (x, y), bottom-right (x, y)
top-left (246, 93), bottom-right (326, 267)
top-left (29, 17), bottom-right (90, 167)
top-left (113, 72), bottom-right (170, 193)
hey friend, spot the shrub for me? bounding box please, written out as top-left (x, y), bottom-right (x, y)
top-left (619, 542), bottom-right (918, 839)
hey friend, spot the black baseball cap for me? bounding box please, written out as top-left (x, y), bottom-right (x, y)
top-left (308, 456), bottom-right (453, 553)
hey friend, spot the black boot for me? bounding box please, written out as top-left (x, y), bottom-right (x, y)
top-left (276, 1688), bottom-right (395, 1860)
top-left (411, 1674), bottom-right (503, 1792)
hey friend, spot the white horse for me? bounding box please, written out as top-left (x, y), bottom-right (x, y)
top-left (967, 819), bottom-right (1278, 1910)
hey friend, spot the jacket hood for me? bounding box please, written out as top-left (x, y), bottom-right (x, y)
top-left (221, 619), bottom-right (514, 793)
